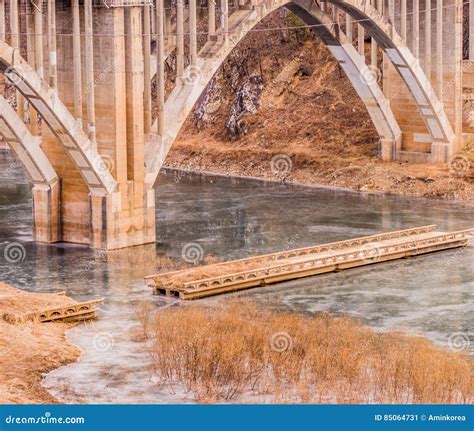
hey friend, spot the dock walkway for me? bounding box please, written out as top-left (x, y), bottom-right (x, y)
top-left (145, 226), bottom-right (473, 300)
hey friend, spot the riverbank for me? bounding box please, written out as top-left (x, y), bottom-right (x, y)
top-left (166, 139), bottom-right (474, 201)
top-left (162, 166), bottom-right (474, 207)
top-left (0, 283), bottom-right (81, 403)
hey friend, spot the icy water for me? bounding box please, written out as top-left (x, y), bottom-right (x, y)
top-left (0, 151), bottom-right (472, 403)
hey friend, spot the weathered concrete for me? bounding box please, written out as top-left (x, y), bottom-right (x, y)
top-left (0, 8), bottom-right (155, 249)
top-left (329, 0), bottom-right (457, 162)
top-left (383, 0), bottom-right (463, 161)
top-left (0, 96), bottom-right (60, 242)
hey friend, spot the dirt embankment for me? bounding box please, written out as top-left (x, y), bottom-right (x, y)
top-left (0, 283), bottom-right (80, 404)
top-left (166, 14), bottom-right (474, 201)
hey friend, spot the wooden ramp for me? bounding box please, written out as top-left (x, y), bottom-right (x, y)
top-left (145, 226), bottom-right (473, 300)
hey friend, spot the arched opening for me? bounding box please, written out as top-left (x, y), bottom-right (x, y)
top-left (145, 0), bottom-right (455, 188)
top-left (145, 0), bottom-right (423, 187)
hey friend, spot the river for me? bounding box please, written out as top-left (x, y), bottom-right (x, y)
top-left (0, 151), bottom-right (472, 403)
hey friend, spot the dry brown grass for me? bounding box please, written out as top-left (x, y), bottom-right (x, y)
top-left (0, 283), bottom-right (80, 403)
top-left (141, 301), bottom-right (473, 403)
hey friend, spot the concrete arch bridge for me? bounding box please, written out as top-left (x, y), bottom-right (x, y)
top-left (0, 0), bottom-right (469, 248)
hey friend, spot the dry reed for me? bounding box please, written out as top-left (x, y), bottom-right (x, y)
top-left (141, 300), bottom-right (473, 404)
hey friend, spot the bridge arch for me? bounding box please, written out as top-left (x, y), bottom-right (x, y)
top-left (287, 0), bottom-right (402, 156)
top-left (327, 0), bottom-right (456, 159)
top-left (0, 41), bottom-right (117, 194)
top-left (146, 0), bottom-right (455, 186)
top-left (0, 96), bottom-right (58, 187)
top-left (0, 96), bottom-right (62, 242)
top-left (0, 0), bottom-right (460, 249)
top-left (145, 0), bottom-right (405, 186)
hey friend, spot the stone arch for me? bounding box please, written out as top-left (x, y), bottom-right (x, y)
top-left (0, 41), bottom-right (117, 194)
top-left (145, 0), bottom-right (403, 186)
top-left (327, 0), bottom-right (456, 161)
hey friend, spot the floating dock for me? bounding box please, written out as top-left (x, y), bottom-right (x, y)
top-left (145, 225), bottom-right (473, 300)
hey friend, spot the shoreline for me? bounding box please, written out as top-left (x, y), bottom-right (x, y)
top-left (162, 165), bottom-right (474, 207)
top-left (2, 278), bottom-right (472, 404)
top-left (2, 147), bottom-right (472, 205)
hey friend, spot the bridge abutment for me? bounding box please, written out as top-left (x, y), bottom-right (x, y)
top-left (89, 187), bottom-right (155, 250)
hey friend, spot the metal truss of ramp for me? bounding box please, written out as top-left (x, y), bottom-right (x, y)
top-left (145, 226), bottom-right (473, 300)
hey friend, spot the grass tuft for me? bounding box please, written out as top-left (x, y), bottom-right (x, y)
top-left (141, 300), bottom-right (473, 403)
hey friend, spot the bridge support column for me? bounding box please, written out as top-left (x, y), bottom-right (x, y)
top-left (36, 4), bottom-right (155, 250)
top-left (431, 142), bottom-right (449, 163)
top-left (380, 138), bottom-right (399, 162)
top-left (208, 0), bottom-right (215, 39)
top-left (176, 0), bottom-right (184, 78)
top-left (143, 5), bottom-right (152, 134)
top-left (32, 182), bottom-right (61, 243)
top-left (88, 186), bottom-right (155, 250)
top-left (106, 6), bottom-right (156, 251)
top-left (189, 0), bottom-right (197, 63)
